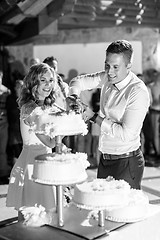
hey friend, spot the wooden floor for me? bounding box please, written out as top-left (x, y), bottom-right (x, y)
top-left (1, 166), bottom-right (160, 222)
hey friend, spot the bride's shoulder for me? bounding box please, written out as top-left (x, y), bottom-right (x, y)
top-left (20, 100), bottom-right (38, 124)
top-left (21, 100), bottom-right (37, 116)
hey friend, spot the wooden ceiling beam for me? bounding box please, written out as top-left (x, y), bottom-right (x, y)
top-left (4, 0), bottom-right (52, 25)
top-left (47, 0), bottom-right (67, 19)
top-left (96, 14), bottom-right (160, 22)
top-left (76, 0), bottom-right (96, 5)
top-left (18, 0), bottom-right (52, 16)
top-left (105, 3), bottom-right (157, 11)
top-left (110, 0), bottom-right (159, 8)
top-left (101, 8), bottom-right (156, 17)
top-left (63, 12), bottom-right (96, 20)
top-left (0, 24), bottom-right (17, 37)
top-left (58, 20), bottom-right (102, 29)
top-left (0, 0), bottom-right (22, 15)
top-left (73, 4), bottom-right (96, 14)
top-left (47, 0), bottom-right (76, 19)
top-left (58, 19), bottom-right (160, 29)
top-left (97, 13), bottom-right (157, 21)
top-left (62, 11), bottom-right (159, 23)
top-left (96, 15), bottom-right (160, 27)
top-left (58, 11), bottom-right (160, 29)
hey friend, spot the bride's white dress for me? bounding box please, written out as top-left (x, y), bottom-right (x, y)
top-left (6, 104), bottom-right (56, 211)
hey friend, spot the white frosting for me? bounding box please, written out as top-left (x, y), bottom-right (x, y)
top-left (20, 205), bottom-right (52, 227)
top-left (31, 110), bottom-right (88, 137)
top-left (73, 179), bottom-right (131, 210)
top-left (105, 189), bottom-right (149, 222)
top-left (32, 152), bottom-right (89, 185)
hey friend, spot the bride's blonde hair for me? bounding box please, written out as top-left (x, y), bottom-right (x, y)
top-left (18, 63), bottom-right (58, 108)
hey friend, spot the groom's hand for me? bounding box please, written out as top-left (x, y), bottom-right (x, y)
top-left (66, 94), bottom-right (84, 113)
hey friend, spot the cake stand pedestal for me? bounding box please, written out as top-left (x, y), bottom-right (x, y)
top-left (56, 185), bottom-right (64, 227)
top-left (55, 135), bottom-right (64, 227)
top-left (98, 210), bottom-right (105, 227)
top-left (51, 135), bottom-right (106, 228)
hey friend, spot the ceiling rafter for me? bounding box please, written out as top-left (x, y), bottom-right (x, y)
top-left (0, 0), bottom-right (160, 45)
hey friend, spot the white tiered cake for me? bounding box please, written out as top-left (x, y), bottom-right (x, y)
top-left (32, 152), bottom-right (89, 185)
top-left (73, 178), bottom-right (150, 222)
top-left (105, 189), bottom-right (149, 222)
top-left (73, 178), bottom-right (131, 210)
top-left (31, 107), bottom-right (88, 137)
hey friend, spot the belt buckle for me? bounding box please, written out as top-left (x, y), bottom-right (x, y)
top-left (103, 154), bottom-right (109, 160)
top-left (125, 152), bottom-right (130, 157)
top-left (103, 153), bottom-right (118, 160)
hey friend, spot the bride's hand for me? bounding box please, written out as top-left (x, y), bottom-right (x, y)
top-left (82, 107), bottom-right (94, 122)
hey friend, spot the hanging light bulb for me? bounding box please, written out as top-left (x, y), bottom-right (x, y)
top-left (100, 0), bottom-right (113, 11)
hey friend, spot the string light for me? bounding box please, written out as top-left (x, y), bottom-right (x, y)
top-left (100, 0), bottom-right (113, 11)
top-left (115, 8), bottom-right (126, 25)
top-left (135, 0), bottom-right (145, 24)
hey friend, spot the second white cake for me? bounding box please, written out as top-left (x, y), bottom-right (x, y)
top-left (32, 152), bottom-right (89, 185)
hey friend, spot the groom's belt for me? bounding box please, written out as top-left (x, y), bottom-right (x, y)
top-left (103, 148), bottom-right (140, 160)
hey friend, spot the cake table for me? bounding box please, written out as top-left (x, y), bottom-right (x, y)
top-left (2, 204), bottom-right (160, 240)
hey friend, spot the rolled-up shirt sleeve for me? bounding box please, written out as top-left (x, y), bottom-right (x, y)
top-left (69, 71), bottom-right (107, 96)
top-left (101, 118), bottom-right (113, 135)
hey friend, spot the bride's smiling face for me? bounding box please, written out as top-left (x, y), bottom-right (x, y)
top-left (37, 70), bottom-right (56, 100)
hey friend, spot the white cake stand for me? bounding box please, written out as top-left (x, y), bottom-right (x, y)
top-left (33, 133), bottom-right (88, 227)
top-left (51, 135), bottom-right (88, 227)
top-left (55, 135), bottom-right (64, 227)
top-left (73, 203), bottom-right (107, 227)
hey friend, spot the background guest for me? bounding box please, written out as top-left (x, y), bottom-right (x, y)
top-left (0, 70), bottom-right (11, 184)
top-left (6, 79), bottom-right (24, 167)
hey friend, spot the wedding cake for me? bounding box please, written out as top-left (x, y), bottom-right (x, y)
top-left (73, 178), bottom-right (131, 210)
top-left (32, 152), bottom-right (89, 185)
top-left (105, 189), bottom-right (149, 222)
top-left (31, 107), bottom-right (88, 137)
